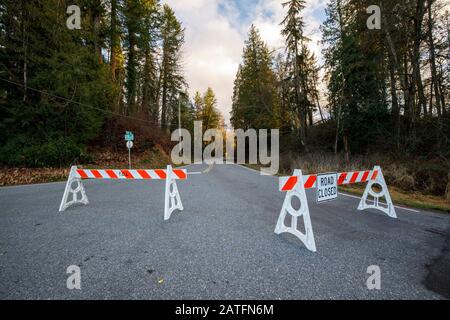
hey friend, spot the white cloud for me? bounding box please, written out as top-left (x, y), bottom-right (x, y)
top-left (164, 0), bottom-right (243, 124)
top-left (164, 0), bottom-right (328, 124)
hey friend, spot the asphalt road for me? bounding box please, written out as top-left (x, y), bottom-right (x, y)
top-left (0, 163), bottom-right (449, 299)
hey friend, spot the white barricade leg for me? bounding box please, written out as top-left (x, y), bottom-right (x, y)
top-left (274, 170), bottom-right (317, 252)
top-left (357, 166), bottom-right (397, 218)
top-left (59, 166), bottom-right (89, 212)
top-left (164, 165), bottom-right (184, 220)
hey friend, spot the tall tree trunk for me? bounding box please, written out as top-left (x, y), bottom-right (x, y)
top-left (21, 0), bottom-right (27, 102)
top-left (406, 50), bottom-right (416, 140)
top-left (300, 45), bottom-right (309, 140)
top-left (311, 67), bottom-right (324, 122)
top-left (126, 33), bottom-right (137, 115)
top-left (161, 66), bottom-right (167, 128)
top-left (308, 105), bottom-right (313, 126)
top-left (110, 0), bottom-right (122, 113)
top-left (334, 0), bottom-right (345, 155)
top-left (403, 51), bottom-right (414, 138)
top-left (343, 133), bottom-right (349, 163)
top-left (388, 50), bottom-right (400, 148)
top-left (446, 171), bottom-right (450, 204)
top-left (155, 60), bottom-right (163, 124)
top-left (92, 0), bottom-right (103, 64)
top-left (427, 0), bottom-right (442, 117)
top-left (437, 69), bottom-right (446, 116)
top-left (412, 0), bottom-right (426, 116)
top-left (110, 0), bottom-right (117, 81)
top-left (294, 44), bottom-right (307, 150)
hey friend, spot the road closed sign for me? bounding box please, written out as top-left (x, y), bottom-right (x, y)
top-left (316, 173), bottom-right (338, 203)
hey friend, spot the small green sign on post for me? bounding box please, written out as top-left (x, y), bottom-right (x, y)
top-left (124, 131), bottom-right (134, 142)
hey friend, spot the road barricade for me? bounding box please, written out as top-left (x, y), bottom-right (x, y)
top-left (275, 166), bottom-right (396, 252)
top-left (59, 165), bottom-right (186, 220)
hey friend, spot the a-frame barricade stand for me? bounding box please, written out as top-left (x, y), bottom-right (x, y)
top-left (59, 165), bottom-right (187, 220)
top-left (276, 166), bottom-right (396, 252)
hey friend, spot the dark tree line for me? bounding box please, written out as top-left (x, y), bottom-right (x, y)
top-left (1, 0), bottom-right (448, 169)
top-left (0, 0), bottom-right (189, 166)
top-left (231, 0), bottom-right (449, 160)
top-left (322, 0), bottom-right (449, 158)
top-left (231, 1), bottom-right (330, 151)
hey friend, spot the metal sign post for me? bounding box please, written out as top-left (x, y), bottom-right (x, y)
top-left (125, 131), bottom-right (134, 169)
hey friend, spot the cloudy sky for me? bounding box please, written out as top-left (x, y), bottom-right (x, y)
top-left (163, 0), bottom-right (328, 124)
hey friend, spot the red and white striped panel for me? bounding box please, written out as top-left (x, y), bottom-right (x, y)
top-left (279, 169), bottom-right (379, 192)
top-left (75, 169), bottom-right (187, 180)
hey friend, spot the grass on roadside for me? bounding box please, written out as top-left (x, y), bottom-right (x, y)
top-left (242, 163), bottom-right (450, 213)
top-left (339, 184), bottom-right (450, 213)
top-left (0, 146), bottom-right (171, 187)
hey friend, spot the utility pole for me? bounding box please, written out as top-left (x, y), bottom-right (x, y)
top-left (447, 11), bottom-right (449, 60)
top-left (178, 94), bottom-right (183, 157)
top-left (178, 96), bottom-right (181, 135)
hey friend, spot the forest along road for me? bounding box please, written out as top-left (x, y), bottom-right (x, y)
top-left (0, 163), bottom-right (449, 299)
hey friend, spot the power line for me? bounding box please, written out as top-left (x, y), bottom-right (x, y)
top-left (0, 77), bottom-right (173, 127)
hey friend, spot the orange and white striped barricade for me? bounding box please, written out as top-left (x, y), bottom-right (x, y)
top-left (59, 165), bottom-right (187, 220)
top-left (276, 166), bottom-right (396, 252)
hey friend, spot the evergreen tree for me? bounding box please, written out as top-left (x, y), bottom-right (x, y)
top-left (280, 0), bottom-right (311, 149)
top-left (140, 0), bottom-right (161, 121)
top-left (193, 91), bottom-right (204, 120)
top-left (123, 0), bottom-right (143, 114)
top-left (230, 25), bottom-right (280, 130)
top-left (0, 1), bottom-right (190, 167)
top-left (322, 0), bottom-right (388, 154)
top-left (160, 4), bottom-right (185, 128)
top-left (169, 90), bottom-right (195, 133)
top-left (0, 0), bottom-right (113, 167)
top-left (201, 87), bottom-right (221, 131)
top-left (108, 0), bottom-right (126, 113)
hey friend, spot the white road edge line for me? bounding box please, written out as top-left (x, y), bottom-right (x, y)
top-left (0, 180), bottom-right (67, 189)
top-left (340, 192), bottom-right (420, 212)
top-left (231, 163), bottom-right (277, 177)
top-left (228, 165), bottom-right (422, 213)
top-left (177, 163), bottom-right (198, 169)
top-left (188, 163), bottom-right (422, 213)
